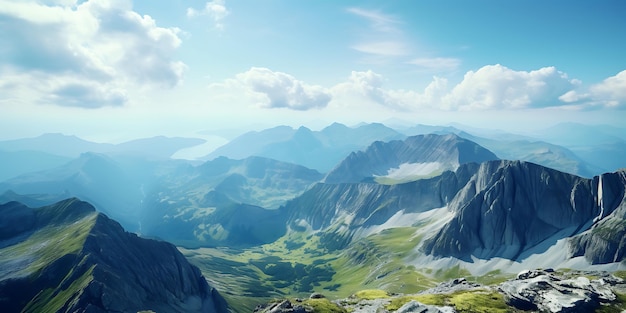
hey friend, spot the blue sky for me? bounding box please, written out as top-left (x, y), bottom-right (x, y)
top-left (1, 0), bottom-right (625, 142)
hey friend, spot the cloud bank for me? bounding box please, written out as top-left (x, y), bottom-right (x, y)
top-left (211, 65), bottom-right (624, 112)
top-left (0, 0), bottom-right (185, 108)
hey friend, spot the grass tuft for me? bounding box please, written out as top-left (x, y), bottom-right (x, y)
top-left (303, 298), bottom-right (347, 313)
top-left (353, 289), bottom-right (389, 300)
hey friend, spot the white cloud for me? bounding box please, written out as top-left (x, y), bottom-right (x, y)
top-left (346, 7), bottom-right (400, 33)
top-left (588, 70), bottom-right (626, 109)
top-left (440, 65), bottom-right (576, 110)
top-left (209, 65), bottom-right (613, 114)
top-left (331, 70), bottom-right (432, 111)
top-left (187, 0), bottom-right (229, 30)
top-left (409, 57), bottom-right (461, 72)
top-left (347, 7), bottom-right (410, 60)
top-left (0, 0), bottom-right (185, 108)
top-left (332, 65), bottom-right (580, 112)
top-left (352, 41), bottom-right (409, 57)
top-left (223, 67), bottom-right (332, 111)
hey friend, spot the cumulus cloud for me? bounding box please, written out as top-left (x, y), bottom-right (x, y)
top-left (48, 81), bottom-right (127, 108)
top-left (588, 70), bottom-right (626, 109)
top-left (187, 0), bottom-right (229, 30)
top-left (0, 0), bottom-right (185, 108)
top-left (332, 65), bottom-right (582, 111)
top-left (232, 67), bottom-right (331, 110)
top-left (559, 70), bottom-right (626, 109)
top-left (440, 65), bottom-right (576, 110)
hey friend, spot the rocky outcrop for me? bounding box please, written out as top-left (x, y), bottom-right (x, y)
top-left (254, 270), bottom-right (625, 313)
top-left (323, 133), bottom-right (498, 184)
top-left (0, 198), bottom-right (229, 313)
top-left (499, 269), bottom-right (620, 312)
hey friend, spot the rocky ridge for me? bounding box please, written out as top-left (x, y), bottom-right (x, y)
top-left (0, 198), bottom-right (228, 313)
top-left (323, 133), bottom-right (498, 184)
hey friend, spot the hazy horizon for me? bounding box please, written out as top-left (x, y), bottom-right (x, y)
top-left (1, 0), bottom-right (625, 143)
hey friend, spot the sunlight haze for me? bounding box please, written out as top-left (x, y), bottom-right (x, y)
top-left (1, 0), bottom-right (625, 142)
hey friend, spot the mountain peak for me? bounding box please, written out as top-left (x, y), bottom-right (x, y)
top-left (0, 199), bottom-right (228, 312)
top-left (324, 133), bottom-right (498, 184)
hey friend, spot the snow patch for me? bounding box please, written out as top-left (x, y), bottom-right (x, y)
top-left (409, 229), bottom-right (626, 276)
top-left (354, 206), bottom-right (454, 240)
top-left (376, 162), bottom-right (446, 181)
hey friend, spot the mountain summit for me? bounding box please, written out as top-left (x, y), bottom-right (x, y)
top-left (323, 133), bottom-right (499, 184)
top-left (0, 198), bottom-right (228, 313)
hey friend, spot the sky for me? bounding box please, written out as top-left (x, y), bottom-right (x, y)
top-left (1, 0), bottom-right (625, 143)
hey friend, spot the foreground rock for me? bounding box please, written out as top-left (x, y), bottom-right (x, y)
top-left (0, 198), bottom-right (229, 313)
top-left (254, 270), bottom-right (625, 313)
top-left (499, 269), bottom-right (620, 312)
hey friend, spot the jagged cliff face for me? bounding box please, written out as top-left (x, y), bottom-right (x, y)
top-left (569, 171), bottom-right (626, 263)
top-left (286, 159), bottom-right (626, 265)
top-left (323, 133), bottom-right (498, 184)
top-left (0, 198), bottom-right (228, 313)
top-left (421, 161), bottom-right (600, 260)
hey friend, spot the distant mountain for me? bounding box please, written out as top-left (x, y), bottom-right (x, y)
top-left (456, 133), bottom-right (601, 178)
top-left (531, 123), bottom-right (626, 173)
top-left (0, 153), bottom-right (194, 232)
top-left (323, 133), bottom-right (499, 184)
top-left (140, 156), bottom-right (323, 247)
top-left (0, 150), bottom-right (71, 181)
top-left (536, 122), bottom-right (626, 147)
top-left (0, 133), bottom-right (206, 159)
top-left (0, 133), bottom-right (113, 158)
top-left (0, 198), bottom-right (228, 313)
top-left (393, 123), bottom-right (604, 177)
top-left (110, 136), bottom-right (206, 159)
top-left (0, 152), bottom-right (145, 230)
top-left (204, 123), bottom-right (404, 172)
top-left (204, 125), bottom-right (296, 160)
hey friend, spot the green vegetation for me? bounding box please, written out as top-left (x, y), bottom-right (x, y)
top-left (302, 298), bottom-right (347, 313)
top-left (595, 292), bottom-right (626, 313)
top-left (434, 265), bottom-right (471, 281)
top-left (386, 289), bottom-right (508, 313)
top-left (472, 270), bottom-right (512, 285)
top-left (613, 270), bottom-right (626, 280)
top-left (23, 263), bottom-right (95, 313)
top-left (449, 290), bottom-right (508, 313)
top-left (0, 211), bottom-right (97, 277)
top-left (353, 289), bottom-right (389, 300)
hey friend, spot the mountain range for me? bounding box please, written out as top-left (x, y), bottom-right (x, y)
top-left (1, 122), bottom-right (626, 312)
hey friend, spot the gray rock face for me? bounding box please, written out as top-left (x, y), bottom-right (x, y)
top-left (568, 171), bottom-right (626, 263)
top-left (422, 161), bottom-right (615, 261)
top-left (253, 300), bottom-right (309, 313)
top-left (323, 134), bottom-right (498, 184)
top-left (499, 270), bottom-right (619, 312)
top-left (396, 301), bottom-right (455, 313)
